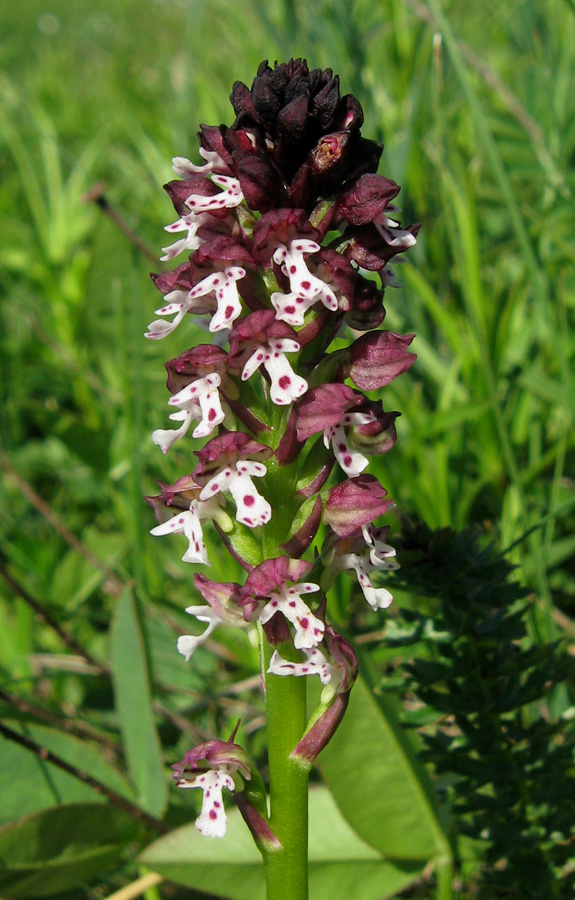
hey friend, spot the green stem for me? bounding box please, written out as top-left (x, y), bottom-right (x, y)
top-left (262, 635), bottom-right (309, 900)
top-left (257, 450), bottom-right (309, 900)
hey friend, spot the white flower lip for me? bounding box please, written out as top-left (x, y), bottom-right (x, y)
top-left (271, 240), bottom-right (338, 326)
top-left (267, 645), bottom-right (339, 686)
top-left (176, 605), bottom-right (222, 660)
top-left (153, 373), bottom-right (225, 452)
top-left (199, 461), bottom-right (272, 528)
top-left (149, 501), bottom-right (210, 566)
top-left (185, 175), bottom-right (243, 212)
top-left (258, 582), bottom-right (324, 649)
top-left (176, 768), bottom-right (235, 839)
top-left (241, 337), bottom-right (308, 405)
top-left (189, 266), bottom-right (246, 333)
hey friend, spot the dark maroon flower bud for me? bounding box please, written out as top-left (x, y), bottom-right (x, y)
top-left (345, 275), bottom-right (386, 331)
top-left (164, 175), bottom-right (230, 220)
top-left (337, 174), bottom-right (400, 226)
top-left (150, 261), bottom-right (194, 295)
top-left (193, 231), bottom-right (255, 268)
top-left (344, 330), bottom-right (417, 390)
top-left (331, 94), bottom-right (364, 132)
top-left (296, 383), bottom-right (367, 442)
top-left (234, 151), bottom-right (287, 212)
top-left (325, 475), bottom-right (393, 537)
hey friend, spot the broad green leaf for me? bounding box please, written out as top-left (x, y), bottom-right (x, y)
top-left (0, 803), bottom-right (138, 898)
top-left (0, 724), bottom-right (135, 826)
top-left (319, 673), bottom-right (452, 864)
top-left (140, 786), bottom-right (423, 900)
top-left (110, 588), bottom-right (168, 816)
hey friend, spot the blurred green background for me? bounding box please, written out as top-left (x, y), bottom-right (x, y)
top-left (1, 0), bottom-right (574, 897)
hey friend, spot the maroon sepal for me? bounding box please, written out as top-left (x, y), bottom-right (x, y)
top-left (281, 496), bottom-right (323, 557)
top-left (345, 331), bottom-right (416, 390)
top-left (292, 692), bottom-right (349, 768)
top-left (150, 262), bottom-right (194, 295)
top-left (337, 173), bottom-right (400, 226)
top-left (275, 407), bottom-right (299, 466)
top-left (325, 475), bottom-right (393, 537)
top-left (234, 792), bottom-right (282, 852)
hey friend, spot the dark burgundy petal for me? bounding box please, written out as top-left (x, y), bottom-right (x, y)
top-left (332, 94), bottom-right (364, 132)
top-left (199, 124), bottom-right (234, 169)
top-left (342, 222), bottom-right (420, 271)
top-left (311, 76), bottom-right (341, 129)
top-left (194, 232), bottom-right (255, 267)
top-left (234, 151), bottom-right (287, 212)
top-left (346, 331), bottom-right (416, 390)
top-left (172, 734), bottom-right (251, 780)
top-left (345, 275), bottom-right (386, 331)
top-left (230, 80), bottom-right (259, 122)
top-left (164, 175), bottom-right (221, 216)
top-left (228, 310), bottom-right (297, 365)
top-left (150, 261), bottom-right (194, 295)
top-left (193, 432), bottom-right (272, 484)
top-left (337, 174), bottom-right (400, 226)
top-left (317, 248), bottom-right (357, 306)
top-left (164, 345), bottom-right (229, 394)
top-left (241, 557), bottom-right (312, 603)
top-left (325, 475), bottom-right (393, 536)
top-left (296, 383), bottom-right (366, 442)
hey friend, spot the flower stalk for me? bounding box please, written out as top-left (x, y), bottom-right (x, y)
top-left (146, 58), bottom-right (417, 900)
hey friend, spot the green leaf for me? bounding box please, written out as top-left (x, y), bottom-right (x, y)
top-left (0, 724), bottom-right (135, 826)
top-left (140, 787), bottom-right (423, 900)
top-left (0, 803), bottom-right (138, 898)
top-left (110, 588), bottom-right (168, 816)
top-left (319, 672), bottom-right (452, 863)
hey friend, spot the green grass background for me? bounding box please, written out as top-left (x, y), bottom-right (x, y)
top-left (1, 0), bottom-right (574, 896)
